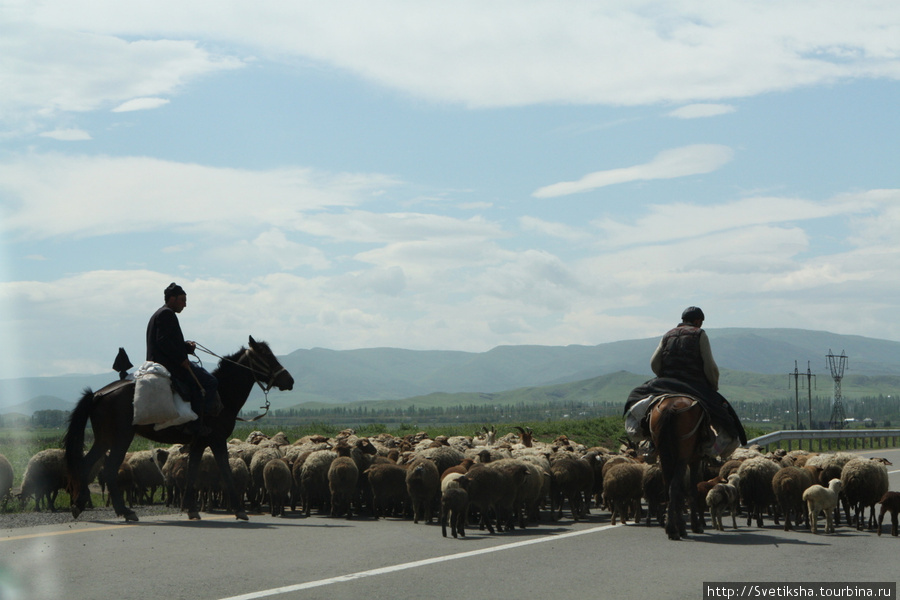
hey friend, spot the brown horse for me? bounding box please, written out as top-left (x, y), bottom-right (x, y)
top-left (648, 394), bottom-right (707, 540)
top-left (64, 336), bottom-right (294, 522)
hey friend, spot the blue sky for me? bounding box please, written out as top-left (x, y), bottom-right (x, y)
top-left (2, 2), bottom-right (900, 379)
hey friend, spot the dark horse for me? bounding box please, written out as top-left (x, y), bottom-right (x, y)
top-left (648, 394), bottom-right (707, 540)
top-left (64, 336), bottom-right (294, 522)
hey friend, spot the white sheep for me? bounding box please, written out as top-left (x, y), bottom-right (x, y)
top-left (840, 457), bottom-right (889, 530)
top-left (127, 448), bottom-right (168, 505)
top-left (736, 456), bottom-right (781, 528)
top-left (19, 448), bottom-right (68, 511)
top-left (0, 454), bottom-right (13, 509)
top-left (802, 478), bottom-right (842, 534)
top-left (706, 473), bottom-right (740, 531)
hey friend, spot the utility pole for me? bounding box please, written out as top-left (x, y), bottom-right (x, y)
top-left (806, 361), bottom-right (816, 429)
top-left (827, 349), bottom-right (847, 430)
top-left (789, 361), bottom-right (801, 429)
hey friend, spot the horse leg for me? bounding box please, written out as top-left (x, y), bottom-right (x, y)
top-left (183, 445), bottom-right (205, 520)
top-left (664, 460), bottom-right (686, 540)
top-left (71, 443), bottom-right (106, 518)
top-left (209, 441), bottom-right (248, 521)
top-left (688, 459), bottom-right (704, 534)
top-left (104, 443), bottom-right (138, 521)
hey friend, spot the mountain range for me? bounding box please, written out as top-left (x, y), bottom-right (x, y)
top-left (3, 327), bottom-right (900, 416)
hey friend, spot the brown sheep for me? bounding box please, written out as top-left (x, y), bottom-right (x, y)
top-left (458, 463), bottom-right (504, 534)
top-left (549, 455), bottom-right (593, 521)
top-left (772, 466), bottom-right (819, 531)
top-left (486, 458), bottom-right (531, 530)
top-left (441, 480), bottom-right (470, 539)
top-left (263, 457), bottom-right (292, 517)
top-left (405, 457), bottom-right (440, 524)
top-left (877, 491), bottom-right (900, 536)
top-left (696, 475), bottom-right (725, 528)
top-left (602, 462), bottom-right (644, 525)
top-left (365, 462), bottom-right (409, 519)
top-left (328, 456), bottom-right (359, 518)
top-left (300, 449), bottom-right (338, 517)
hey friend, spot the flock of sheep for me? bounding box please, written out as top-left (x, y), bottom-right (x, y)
top-left (2, 427), bottom-right (899, 540)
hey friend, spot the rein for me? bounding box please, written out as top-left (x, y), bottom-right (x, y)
top-left (194, 342), bottom-right (287, 422)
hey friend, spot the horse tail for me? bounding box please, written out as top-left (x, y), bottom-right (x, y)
top-left (63, 388), bottom-right (94, 490)
top-left (655, 405), bottom-right (679, 475)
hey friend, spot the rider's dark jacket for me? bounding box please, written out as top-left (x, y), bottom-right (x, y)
top-left (653, 324), bottom-right (710, 386)
top-left (146, 305), bottom-right (191, 381)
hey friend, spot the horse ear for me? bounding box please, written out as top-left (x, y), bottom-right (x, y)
top-left (249, 335), bottom-right (256, 347)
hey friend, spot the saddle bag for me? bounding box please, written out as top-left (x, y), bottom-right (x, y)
top-left (624, 395), bottom-right (654, 443)
top-left (132, 361), bottom-right (198, 429)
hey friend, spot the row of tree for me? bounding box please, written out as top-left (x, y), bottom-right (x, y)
top-left (3, 394), bottom-right (899, 430)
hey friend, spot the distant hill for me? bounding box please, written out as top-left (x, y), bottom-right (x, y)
top-left (2, 395), bottom-right (76, 415)
top-left (3, 327), bottom-right (900, 415)
top-left (280, 368), bottom-right (900, 416)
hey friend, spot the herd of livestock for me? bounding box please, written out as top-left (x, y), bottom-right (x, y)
top-left (2, 426), bottom-right (899, 538)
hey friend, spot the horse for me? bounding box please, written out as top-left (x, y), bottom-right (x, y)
top-left (64, 336), bottom-right (294, 522)
top-left (648, 394), bottom-right (708, 540)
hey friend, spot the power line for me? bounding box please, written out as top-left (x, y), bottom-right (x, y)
top-left (826, 349), bottom-right (848, 429)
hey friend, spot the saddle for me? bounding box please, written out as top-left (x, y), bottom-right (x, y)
top-left (93, 378), bottom-right (134, 398)
top-left (647, 394), bottom-right (708, 441)
top-left (627, 393), bottom-right (739, 458)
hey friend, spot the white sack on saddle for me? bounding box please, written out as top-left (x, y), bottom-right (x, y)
top-left (153, 393), bottom-right (197, 431)
top-left (132, 361), bottom-right (198, 428)
top-left (705, 424), bottom-right (739, 460)
top-left (625, 395), bottom-right (654, 443)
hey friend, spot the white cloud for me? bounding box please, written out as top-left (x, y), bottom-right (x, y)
top-left (355, 238), bottom-right (510, 275)
top-left (39, 128), bottom-right (92, 141)
top-left (112, 97), bottom-right (170, 112)
top-left (5, 2), bottom-right (900, 120)
top-left (592, 193), bottom-right (865, 248)
top-left (474, 249), bottom-right (584, 312)
top-left (206, 229), bottom-right (332, 272)
top-left (337, 266), bottom-right (407, 297)
top-left (0, 21), bottom-right (241, 128)
top-left (0, 153), bottom-right (399, 240)
top-left (519, 216), bottom-right (589, 241)
top-left (668, 103), bottom-right (737, 119)
top-left (533, 144), bottom-right (734, 198)
top-left (295, 211), bottom-right (505, 245)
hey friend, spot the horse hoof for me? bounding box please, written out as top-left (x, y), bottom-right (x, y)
top-left (188, 511), bottom-right (202, 520)
top-left (235, 511), bottom-right (249, 521)
top-left (71, 506), bottom-right (82, 519)
top-left (123, 511), bottom-right (139, 522)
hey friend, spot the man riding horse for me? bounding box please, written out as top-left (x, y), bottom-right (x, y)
top-left (146, 282), bottom-right (218, 436)
top-left (627, 306), bottom-right (747, 457)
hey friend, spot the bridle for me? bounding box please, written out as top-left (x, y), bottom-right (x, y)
top-left (194, 342), bottom-right (287, 422)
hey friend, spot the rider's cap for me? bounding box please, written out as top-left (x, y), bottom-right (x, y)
top-left (682, 306), bottom-right (705, 322)
top-left (164, 282), bottom-right (186, 300)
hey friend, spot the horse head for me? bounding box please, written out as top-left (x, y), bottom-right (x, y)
top-left (245, 336), bottom-right (294, 391)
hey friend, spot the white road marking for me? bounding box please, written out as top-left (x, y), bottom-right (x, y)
top-left (218, 523), bottom-right (623, 600)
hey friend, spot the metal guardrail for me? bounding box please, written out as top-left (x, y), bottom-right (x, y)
top-left (746, 428), bottom-right (900, 452)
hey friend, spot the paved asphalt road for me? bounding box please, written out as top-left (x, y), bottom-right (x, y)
top-left (2, 448), bottom-right (898, 600)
